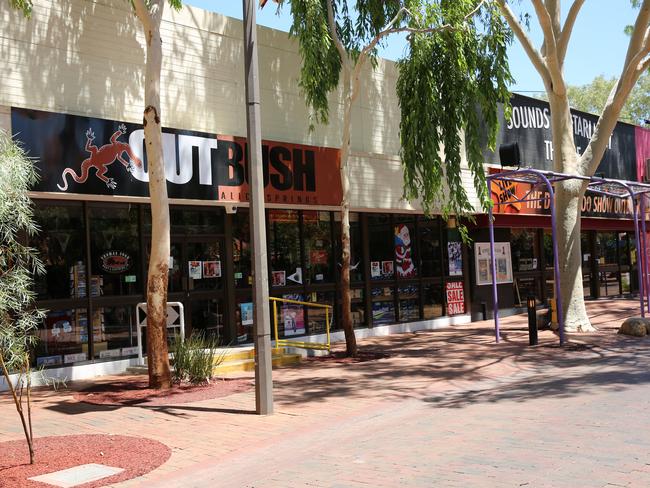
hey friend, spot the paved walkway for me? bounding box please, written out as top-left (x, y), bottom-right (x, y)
top-left (2, 299), bottom-right (650, 487)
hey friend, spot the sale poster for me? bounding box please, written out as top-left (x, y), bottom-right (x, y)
top-left (445, 281), bottom-right (465, 315)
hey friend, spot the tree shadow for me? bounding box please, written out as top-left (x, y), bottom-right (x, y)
top-left (45, 397), bottom-right (256, 418)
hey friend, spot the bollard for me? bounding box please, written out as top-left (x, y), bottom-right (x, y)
top-left (527, 296), bottom-right (538, 346)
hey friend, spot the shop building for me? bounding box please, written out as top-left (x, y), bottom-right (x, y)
top-left (2, 1), bottom-right (649, 378)
top-left (1, 0), bottom-right (473, 376)
top-left (469, 94), bottom-right (650, 320)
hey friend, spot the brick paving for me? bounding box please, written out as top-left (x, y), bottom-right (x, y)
top-left (2, 298), bottom-right (650, 487)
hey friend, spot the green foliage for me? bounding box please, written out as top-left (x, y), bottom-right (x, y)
top-left (282, 0), bottom-right (404, 125)
top-left (171, 333), bottom-right (225, 385)
top-left (8, 0), bottom-right (32, 17)
top-left (282, 1), bottom-right (512, 237)
top-left (282, 0), bottom-right (342, 126)
top-left (397, 1), bottom-right (513, 234)
top-left (0, 131), bottom-right (45, 372)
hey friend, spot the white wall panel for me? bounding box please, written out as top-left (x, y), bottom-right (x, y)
top-left (0, 0), bottom-right (482, 214)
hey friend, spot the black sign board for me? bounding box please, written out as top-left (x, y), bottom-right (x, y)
top-left (483, 94), bottom-right (637, 180)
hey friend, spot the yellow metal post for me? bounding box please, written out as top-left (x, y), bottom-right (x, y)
top-left (325, 307), bottom-right (330, 350)
top-left (273, 300), bottom-right (279, 348)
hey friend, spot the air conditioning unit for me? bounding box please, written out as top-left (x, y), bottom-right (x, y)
top-left (499, 142), bottom-right (521, 168)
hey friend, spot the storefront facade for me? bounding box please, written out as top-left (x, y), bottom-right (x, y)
top-left (15, 102), bottom-right (468, 366)
top-left (468, 94), bottom-right (650, 320)
top-left (0, 0), bottom-right (479, 373)
top-left (2, 1), bottom-right (650, 374)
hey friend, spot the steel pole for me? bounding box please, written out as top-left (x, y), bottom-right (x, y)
top-left (542, 174), bottom-right (564, 345)
top-left (242, 0), bottom-right (274, 415)
top-left (641, 194), bottom-right (650, 313)
top-left (631, 196), bottom-right (645, 318)
top-left (487, 183), bottom-right (500, 343)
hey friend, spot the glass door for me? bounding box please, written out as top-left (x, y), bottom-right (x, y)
top-left (184, 238), bottom-right (228, 343)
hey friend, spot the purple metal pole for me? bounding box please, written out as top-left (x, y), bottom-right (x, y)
top-left (487, 185), bottom-right (500, 343)
top-left (641, 194), bottom-right (650, 313)
top-left (631, 196), bottom-right (645, 317)
top-left (543, 175), bottom-right (565, 345)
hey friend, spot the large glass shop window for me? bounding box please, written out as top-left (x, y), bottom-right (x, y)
top-left (269, 210), bottom-right (301, 287)
top-left (422, 283), bottom-right (443, 320)
top-left (143, 207), bottom-right (225, 235)
top-left (93, 306), bottom-right (138, 359)
top-left (308, 291), bottom-right (335, 333)
top-left (232, 210), bottom-right (252, 288)
top-left (303, 211), bottom-right (332, 283)
top-left (89, 206), bottom-right (140, 296)
top-left (32, 204), bottom-right (85, 300)
top-left (419, 219), bottom-right (442, 277)
top-left (35, 309), bottom-right (89, 366)
top-left (596, 232), bottom-right (618, 265)
top-left (368, 215), bottom-right (394, 280)
top-left (511, 229), bottom-right (539, 272)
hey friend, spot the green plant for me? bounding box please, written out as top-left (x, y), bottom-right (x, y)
top-left (171, 333), bottom-right (227, 385)
top-left (0, 131), bottom-right (46, 464)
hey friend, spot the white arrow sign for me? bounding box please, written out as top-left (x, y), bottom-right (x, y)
top-left (166, 305), bottom-right (180, 326)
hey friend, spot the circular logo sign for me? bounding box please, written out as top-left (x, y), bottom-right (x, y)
top-left (100, 251), bottom-right (131, 273)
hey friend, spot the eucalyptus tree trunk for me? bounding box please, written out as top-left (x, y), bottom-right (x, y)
top-left (549, 93), bottom-right (594, 333)
top-left (339, 67), bottom-right (357, 357)
top-left (134, 0), bottom-right (172, 389)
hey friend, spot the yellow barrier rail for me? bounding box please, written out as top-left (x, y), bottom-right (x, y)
top-left (269, 296), bottom-right (331, 352)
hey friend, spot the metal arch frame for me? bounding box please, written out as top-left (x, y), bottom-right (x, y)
top-left (486, 168), bottom-right (650, 346)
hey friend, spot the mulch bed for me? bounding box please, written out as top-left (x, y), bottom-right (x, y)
top-left (74, 377), bottom-right (253, 406)
top-left (0, 434), bottom-right (170, 487)
top-left (303, 349), bottom-right (390, 364)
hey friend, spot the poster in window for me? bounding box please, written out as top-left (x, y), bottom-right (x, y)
top-left (202, 261), bottom-right (221, 278)
top-left (447, 241), bottom-right (463, 276)
top-left (370, 261), bottom-right (381, 278)
top-left (188, 261), bottom-right (202, 279)
top-left (240, 302), bottom-right (253, 326)
top-left (394, 224), bottom-right (416, 277)
top-left (282, 294), bottom-right (305, 336)
top-left (445, 281), bottom-right (465, 315)
top-left (372, 301), bottom-right (394, 325)
top-left (381, 261), bottom-right (394, 278)
top-left (272, 270), bottom-right (286, 287)
top-left (474, 242), bottom-right (513, 285)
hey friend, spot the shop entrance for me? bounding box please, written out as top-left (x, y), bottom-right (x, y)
top-left (151, 236), bottom-right (229, 344)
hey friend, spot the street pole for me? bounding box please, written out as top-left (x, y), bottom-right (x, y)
top-left (242, 0), bottom-right (274, 415)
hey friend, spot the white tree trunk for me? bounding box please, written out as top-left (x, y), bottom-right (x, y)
top-left (135, 0), bottom-right (172, 388)
top-left (339, 68), bottom-right (357, 356)
top-left (549, 93), bottom-right (595, 333)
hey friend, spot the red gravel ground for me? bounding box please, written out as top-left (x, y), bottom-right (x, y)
top-left (0, 434), bottom-right (170, 488)
top-left (73, 377), bottom-right (253, 406)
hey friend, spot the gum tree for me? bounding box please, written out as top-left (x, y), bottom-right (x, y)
top-left (495, 0), bottom-right (650, 332)
top-left (0, 131), bottom-right (45, 464)
top-left (132, 0), bottom-right (181, 388)
top-left (281, 0), bottom-right (512, 355)
top-left (539, 72), bottom-right (649, 125)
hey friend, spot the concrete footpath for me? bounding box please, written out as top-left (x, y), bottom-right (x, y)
top-left (2, 299), bottom-right (650, 487)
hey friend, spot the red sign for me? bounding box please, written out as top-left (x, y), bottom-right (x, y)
top-left (217, 136), bottom-right (342, 206)
top-left (489, 168), bottom-right (632, 218)
top-left (446, 281), bottom-right (465, 316)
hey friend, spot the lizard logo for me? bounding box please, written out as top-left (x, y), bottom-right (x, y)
top-left (57, 124), bottom-right (142, 191)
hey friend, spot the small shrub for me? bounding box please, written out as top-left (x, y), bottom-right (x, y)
top-left (171, 333), bottom-right (226, 385)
